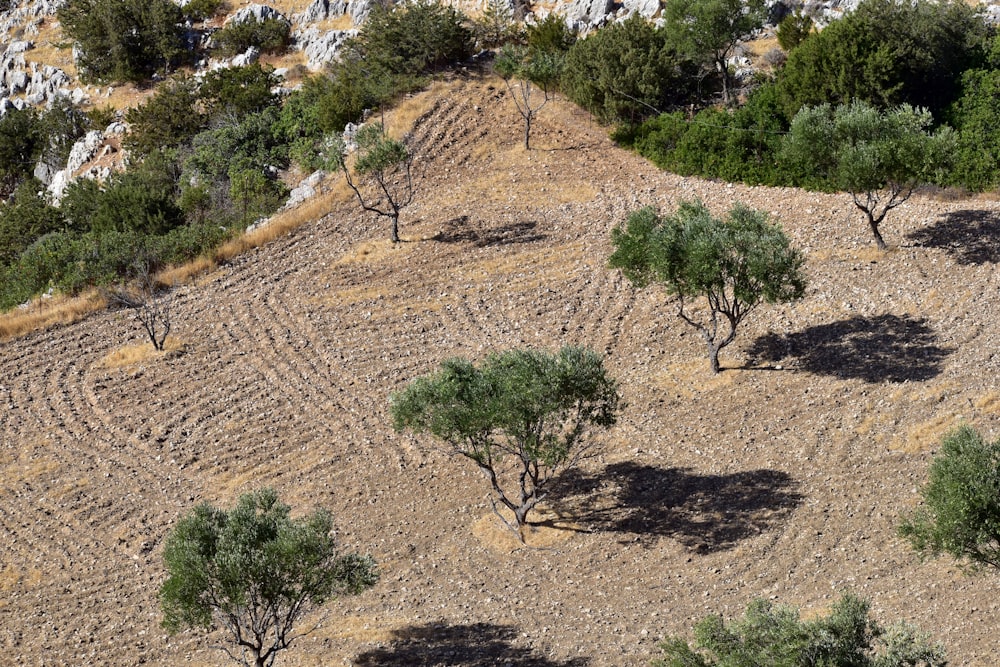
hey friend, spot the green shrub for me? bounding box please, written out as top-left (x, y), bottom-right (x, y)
top-left (562, 15), bottom-right (697, 124)
top-left (0, 180), bottom-right (64, 266)
top-left (777, 0), bottom-right (988, 121)
top-left (776, 10), bottom-right (812, 51)
top-left (946, 68), bottom-right (1000, 191)
top-left (213, 16), bottom-right (291, 57)
top-left (58, 0), bottom-right (185, 82)
top-left (526, 13), bottom-right (576, 57)
top-left (358, 1), bottom-right (474, 76)
top-left (0, 108), bottom-right (43, 197)
top-left (182, 0), bottom-right (226, 22)
top-left (198, 63), bottom-right (280, 120)
top-left (125, 76), bottom-right (206, 157)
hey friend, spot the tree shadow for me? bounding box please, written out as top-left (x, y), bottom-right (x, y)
top-left (353, 622), bottom-right (590, 666)
top-left (907, 209), bottom-right (1000, 265)
top-left (745, 314), bottom-right (951, 383)
top-left (432, 216), bottom-right (546, 247)
top-left (551, 463), bottom-right (803, 553)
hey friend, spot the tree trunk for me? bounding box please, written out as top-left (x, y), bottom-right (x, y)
top-left (868, 212), bottom-right (887, 250)
top-left (390, 215), bottom-right (400, 243)
top-left (524, 114), bottom-right (531, 150)
top-left (708, 344), bottom-right (721, 374)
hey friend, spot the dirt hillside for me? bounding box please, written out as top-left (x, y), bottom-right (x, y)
top-left (2, 75), bottom-right (1000, 666)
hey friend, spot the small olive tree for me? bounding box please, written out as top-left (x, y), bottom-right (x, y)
top-left (781, 100), bottom-right (956, 250)
top-left (899, 425), bottom-right (1000, 573)
top-left (656, 593), bottom-right (946, 667)
top-left (160, 488), bottom-right (378, 667)
top-left (108, 252), bottom-right (171, 351)
top-left (330, 123), bottom-right (414, 243)
top-left (494, 45), bottom-right (563, 150)
top-left (609, 201), bottom-right (806, 374)
top-left (390, 346), bottom-right (619, 541)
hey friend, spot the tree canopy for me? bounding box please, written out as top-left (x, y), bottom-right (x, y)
top-left (609, 201), bottom-right (806, 373)
top-left (160, 488), bottom-right (378, 667)
top-left (663, 0), bottom-right (767, 105)
top-left (900, 425), bottom-right (1000, 573)
top-left (391, 346), bottom-right (619, 540)
top-left (780, 100), bottom-right (956, 249)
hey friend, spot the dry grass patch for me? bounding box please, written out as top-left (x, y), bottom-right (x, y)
top-left (0, 291), bottom-right (106, 340)
top-left (385, 80), bottom-right (453, 139)
top-left (314, 614), bottom-right (406, 643)
top-left (890, 412), bottom-right (963, 453)
top-left (331, 238), bottom-right (418, 267)
top-left (98, 336), bottom-right (187, 369)
top-left (472, 509), bottom-right (578, 551)
top-left (647, 359), bottom-right (740, 398)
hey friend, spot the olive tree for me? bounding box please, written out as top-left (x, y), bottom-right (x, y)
top-left (330, 123), bottom-right (414, 243)
top-left (390, 347), bottom-right (619, 541)
top-left (494, 45), bottom-right (563, 150)
top-left (900, 425), bottom-right (1000, 573)
top-left (656, 593), bottom-right (946, 667)
top-left (609, 201), bottom-right (806, 374)
top-left (160, 488), bottom-right (378, 667)
top-left (781, 100), bottom-right (956, 249)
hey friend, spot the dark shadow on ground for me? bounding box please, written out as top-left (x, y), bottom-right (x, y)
top-left (907, 209), bottom-right (1000, 265)
top-left (353, 622), bottom-right (590, 666)
top-left (432, 216), bottom-right (546, 247)
top-left (550, 463), bottom-right (803, 553)
top-left (745, 314), bottom-right (951, 383)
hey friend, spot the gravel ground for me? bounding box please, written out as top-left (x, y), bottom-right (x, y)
top-left (2, 76), bottom-right (1000, 666)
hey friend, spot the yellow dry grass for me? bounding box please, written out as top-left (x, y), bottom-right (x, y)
top-left (890, 412), bottom-right (963, 453)
top-left (157, 257), bottom-right (218, 287)
top-left (97, 336), bottom-right (187, 369)
top-left (384, 80), bottom-right (452, 140)
top-left (0, 291), bottom-right (106, 340)
top-left (472, 508), bottom-right (579, 551)
top-left (647, 358), bottom-right (741, 398)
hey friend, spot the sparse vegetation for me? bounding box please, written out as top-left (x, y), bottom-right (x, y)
top-left (655, 593), bottom-right (946, 667)
top-left (391, 346), bottom-right (619, 541)
top-left (609, 201), bottom-right (806, 373)
top-left (781, 101), bottom-right (956, 249)
top-left (161, 488), bottom-right (378, 667)
top-left (330, 123), bottom-right (415, 243)
top-left (900, 425), bottom-right (1000, 573)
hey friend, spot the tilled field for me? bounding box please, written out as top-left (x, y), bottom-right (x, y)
top-left (2, 76), bottom-right (1000, 666)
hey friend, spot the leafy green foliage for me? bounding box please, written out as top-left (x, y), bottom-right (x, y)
top-left (181, 0), bottom-right (226, 22)
top-left (629, 84), bottom-right (788, 185)
top-left (0, 108), bottom-right (43, 197)
top-left (160, 488), bottom-right (378, 667)
top-left (391, 346), bottom-right (619, 539)
top-left (198, 63), bottom-right (280, 121)
top-left (781, 100), bottom-right (956, 249)
top-left (58, 0), bottom-right (185, 82)
top-left (776, 0), bottom-right (988, 121)
top-left (125, 77), bottom-right (206, 158)
top-left (526, 13), bottom-right (576, 57)
top-left (358, 1), bottom-right (474, 76)
top-left (562, 15), bottom-right (697, 124)
top-left (0, 180), bottom-right (64, 267)
top-left (39, 96), bottom-right (91, 169)
top-left (212, 15), bottom-right (291, 57)
top-left (946, 67), bottom-right (1000, 191)
top-left (900, 425), bottom-right (1000, 573)
top-left (663, 0), bottom-right (767, 104)
top-left (609, 201), bottom-right (806, 373)
top-left (655, 593), bottom-right (946, 667)
top-left (776, 10), bottom-right (813, 52)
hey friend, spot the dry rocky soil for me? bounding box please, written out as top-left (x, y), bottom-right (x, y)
top-left (3, 76), bottom-right (1000, 666)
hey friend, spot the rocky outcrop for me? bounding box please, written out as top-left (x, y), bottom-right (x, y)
top-left (294, 26), bottom-right (357, 70)
top-left (226, 3), bottom-right (290, 26)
